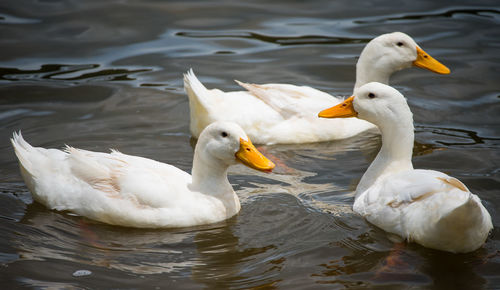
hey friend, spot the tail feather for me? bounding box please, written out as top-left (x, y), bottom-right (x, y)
top-left (183, 69), bottom-right (211, 108)
top-left (11, 131), bottom-right (35, 175)
top-left (11, 131), bottom-right (43, 195)
top-left (183, 69), bottom-right (215, 138)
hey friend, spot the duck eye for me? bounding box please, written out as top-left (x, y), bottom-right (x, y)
top-left (397, 42), bottom-right (404, 47)
top-left (221, 131), bottom-right (228, 137)
top-left (368, 93), bottom-right (376, 99)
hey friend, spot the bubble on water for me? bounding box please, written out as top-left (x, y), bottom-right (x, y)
top-left (72, 270), bottom-right (92, 277)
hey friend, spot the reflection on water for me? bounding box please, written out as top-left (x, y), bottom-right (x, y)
top-left (191, 224), bottom-right (281, 288)
top-left (313, 232), bottom-right (496, 289)
top-left (12, 202), bottom-right (203, 275)
top-left (0, 0), bottom-right (499, 288)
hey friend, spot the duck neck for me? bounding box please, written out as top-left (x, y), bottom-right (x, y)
top-left (354, 57), bottom-right (392, 90)
top-left (191, 153), bottom-right (232, 195)
top-left (356, 118), bottom-right (415, 196)
top-left (190, 152), bottom-right (240, 214)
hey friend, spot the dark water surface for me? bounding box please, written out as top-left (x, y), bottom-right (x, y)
top-left (1, 0), bottom-right (499, 288)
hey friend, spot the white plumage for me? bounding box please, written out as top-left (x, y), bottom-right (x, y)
top-left (11, 121), bottom-right (275, 228)
top-left (319, 82), bottom-right (492, 253)
top-left (184, 32), bottom-right (450, 144)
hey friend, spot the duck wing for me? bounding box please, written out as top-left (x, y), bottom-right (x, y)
top-left (184, 70), bottom-right (374, 144)
top-left (66, 147), bottom-right (192, 209)
top-left (184, 70), bottom-right (282, 138)
top-left (354, 169), bottom-right (492, 252)
top-left (12, 132), bottom-right (191, 211)
top-left (235, 81), bottom-right (341, 119)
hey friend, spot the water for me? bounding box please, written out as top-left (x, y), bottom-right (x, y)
top-left (1, 0), bottom-right (499, 288)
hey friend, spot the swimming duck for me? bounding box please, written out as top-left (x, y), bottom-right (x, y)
top-left (11, 122), bottom-right (275, 228)
top-left (318, 82), bottom-right (492, 253)
top-left (184, 32), bottom-right (450, 144)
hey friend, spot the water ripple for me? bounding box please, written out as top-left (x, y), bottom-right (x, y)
top-left (1, 0), bottom-right (499, 288)
top-left (0, 64), bottom-right (152, 84)
top-left (176, 31), bottom-right (369, 46)
top-left (416, 125), bottom-right (500, 147)
top-left (0, 13), bottom-right (40, 24)
top-left (355, 7), bottom-right (500, 24)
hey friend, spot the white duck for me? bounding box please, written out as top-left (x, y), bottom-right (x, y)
top-left (184, 32), bottom-right (450, 144)
top-left (11, 122), bottom-right (275, 228)
top-left (318, 82), bottom-right (492, 253)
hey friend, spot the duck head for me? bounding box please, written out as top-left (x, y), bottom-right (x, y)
top-left (319, 82), bottom-right (412, 129)
top-left (196, 121), bottom-right (275, 172)
top-left (355, 32), bottom-right (450, 89)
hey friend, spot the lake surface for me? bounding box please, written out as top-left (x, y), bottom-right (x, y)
top-left (1, 0), bottom-right (499, 288)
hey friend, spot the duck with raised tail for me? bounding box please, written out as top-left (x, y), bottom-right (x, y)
top-left (11, 121), bottom-right (275, 228)
top-left (184, 32), bottom-right (450, 144)
top-left (318, 82), bottom-right (492, 253)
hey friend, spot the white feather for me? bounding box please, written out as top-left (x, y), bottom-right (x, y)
top-left (11, 122), bottom-right (273, 228)
top-left (184, 32), bottom-right (449, 144)
top-left (346, 83), bottom-right (492, 253)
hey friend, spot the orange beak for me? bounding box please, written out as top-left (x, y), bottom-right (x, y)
top-left (235, 138), bottom-right (275, 172)
top-left (413, 46), bottom-right (450, 74)
top-left (318, 96), bottom-right (358, 118)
